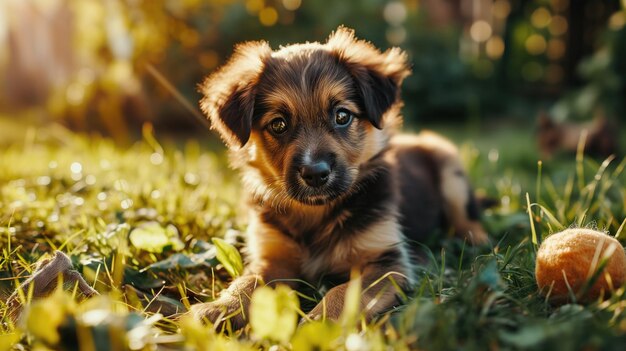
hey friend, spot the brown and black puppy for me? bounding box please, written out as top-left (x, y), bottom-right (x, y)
top-left (536, 111), bottom-right (618, 159)
top-left (192, 26), bottom-right (487, 329)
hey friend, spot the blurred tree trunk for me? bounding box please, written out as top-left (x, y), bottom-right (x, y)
top-left (4, 0), bottom-right (74, 108)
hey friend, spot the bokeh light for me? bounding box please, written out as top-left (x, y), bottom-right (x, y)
top-left (259, 7), bottom-right (278, 26)
top-left (384, 1), bottom-right (408, 26)
top-left (549, 15), bottom-right (569, 36)
top-left (551, 0), bottom-right (570, 12)
top-left (246, 0), bottom-right (264, 14)
top-left (386, 26), bottom-right (407, 45)
top-left (486, 36), bottom-right (505, 59)
top-left (282, 0), bottom-right (301, 11)
top-left (531, 7), bottom-right (552, 28)
top-left (66, 83), bottom-right (86, 106)
top-left (609, 11), bottom-right (625, 30)
top-left (525, 34), bottom-right (547, 55)
top-left (199, 51), bottom-right (219, 69)
top-left (492, 0), bottom-right (511, 19)
top-left (470, 20), bottom-right (492, 42)
top-left (547, 38), bottom-right (566, 60)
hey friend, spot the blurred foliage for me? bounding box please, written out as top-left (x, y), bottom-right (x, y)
top-left (553, 12), bottom-right (626, 122)
top-left (1, 0), bottom-right (624, 139)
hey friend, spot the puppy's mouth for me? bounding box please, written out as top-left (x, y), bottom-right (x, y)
top-left (285, 171), bottom-right (353, 206)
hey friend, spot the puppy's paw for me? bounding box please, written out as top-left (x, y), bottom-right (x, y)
top-left (300, 301), bottom-right (342, 326)
top-left (465, 223), bottom-right (489, 246)
top-left (299, 310), bottom-right (322, 326)
top-left (189, 298), bottom-right (247, 331)
top-left (298, 311), bottom-right (324, 327)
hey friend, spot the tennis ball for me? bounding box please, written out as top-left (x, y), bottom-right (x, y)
top-left (535, 228), bottom-right (626, 303)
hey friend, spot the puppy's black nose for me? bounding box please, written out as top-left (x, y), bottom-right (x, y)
top-left (299, 161), bottom-right (331, 187)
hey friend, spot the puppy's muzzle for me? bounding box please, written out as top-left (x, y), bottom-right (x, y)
top-left (299, 161), bottom-right (331, 187)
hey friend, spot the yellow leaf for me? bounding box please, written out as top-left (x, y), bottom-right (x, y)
top-left (179, 314), bottom-right (216, 350)
top-left (291, 321), bottom-right (341, 351)
top-left (212, 237), bottom-right (243, 278)
top-left (24, 291), bottom-right (72, 346)
top-left (0, 332), bottom-right (21, 351)
top-left (250, 285), bottom-right (299, 343)
top-left (130, 222), bottom-right (183, 253)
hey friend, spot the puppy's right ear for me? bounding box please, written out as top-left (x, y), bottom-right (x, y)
top-left (200, 41), bottom-right (272, 148)
top-left (326, 27), bottom-right (410, 129)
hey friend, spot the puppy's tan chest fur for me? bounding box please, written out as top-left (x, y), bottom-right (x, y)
top-left (301, 216), bottom-right (405, 281)
top-left (251, 204), bottom-right (405, 282)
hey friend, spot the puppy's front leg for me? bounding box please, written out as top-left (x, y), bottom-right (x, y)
top-left (305, 260), bottom-right (410, 323)
top-left (190, 264), bottom-right (298, 331)
top-left (190, 274), bottom-right (261, 330)
top-left (191, 221), bottom-right (301, 330)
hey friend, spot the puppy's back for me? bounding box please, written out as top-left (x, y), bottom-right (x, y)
top-left (386, 132), bottom-right (487, 247)
top-left (386, 133), bottom-right (446, 244)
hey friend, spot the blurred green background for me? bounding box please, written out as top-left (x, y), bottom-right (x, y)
top-left (0, 0), bottom-right (624, 143)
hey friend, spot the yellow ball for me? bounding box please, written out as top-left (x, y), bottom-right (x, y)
top-left (535, 228), bottom-right (626, 303)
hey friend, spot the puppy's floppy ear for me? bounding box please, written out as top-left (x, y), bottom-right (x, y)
top-left (326, 26), bottom-right (410, 129)
top-left (200, 41), bottom-right (272, 148)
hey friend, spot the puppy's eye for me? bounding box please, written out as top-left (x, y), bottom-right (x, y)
top-left (268, 117), bottom-right (288, 135)
top-left (335, 108), bottom-right (353, 126)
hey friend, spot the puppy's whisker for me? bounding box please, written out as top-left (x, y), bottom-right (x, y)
top-left (258, 175), bottom-right (295, 213)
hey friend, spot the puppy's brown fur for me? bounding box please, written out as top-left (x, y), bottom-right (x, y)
top-left (537, 111), bottom-right (619, 159)
top-left (193, 27), bottom-right (487, 329)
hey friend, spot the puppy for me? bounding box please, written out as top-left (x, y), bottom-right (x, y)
top-left (537, 110), bottom-right (618, 159)
top-left (192, 26), bottom-right (487, 329)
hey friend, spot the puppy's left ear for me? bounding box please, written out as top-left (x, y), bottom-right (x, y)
top-left (200, 41), bottom-right (272, 148)
top-left (327, 27), bottom-right (411, 129)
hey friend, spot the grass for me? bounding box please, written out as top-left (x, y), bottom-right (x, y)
top-left (1, 120), bottom-right (625, 351)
